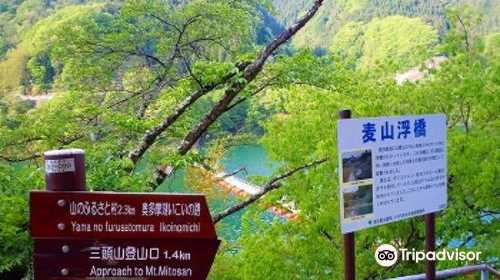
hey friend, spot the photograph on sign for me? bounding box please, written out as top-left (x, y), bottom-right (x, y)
top-left (343, 184), bottom-right (374, 220)
top-left (337, 114), bottom-right (447, 233)
top-left (341, 149), bottom-right (373, 184)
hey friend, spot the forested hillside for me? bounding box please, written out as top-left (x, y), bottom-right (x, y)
top-left (0, 0), bottom-right (498, 280)
top-left (0, 0), bottom-right (118, 90)
top-left (273, 0), bottom-right (499, 49)
top-left (0, 0), bottom-right (499, 91)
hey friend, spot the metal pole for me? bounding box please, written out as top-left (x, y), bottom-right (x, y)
top-left (339, 109), bottom-right (355, 280)
top-left (425, 213), bottom-right (436, 280)
top-left (386, 264), bottom-right (497, 280)
top-left (481, 269), bottom-right (489, 280)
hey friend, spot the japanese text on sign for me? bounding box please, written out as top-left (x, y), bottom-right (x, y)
top-left (337, 114), bottom-right (447, 233)
top-left (89, 246), bottom-right (191, 261)
top-left (362, 118), bottom-right (427, 143)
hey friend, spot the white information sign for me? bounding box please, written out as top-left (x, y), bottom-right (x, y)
top-left (45, 158), bottom-right (75, 173)
top-left (337, 114), bottom-right (447, 233)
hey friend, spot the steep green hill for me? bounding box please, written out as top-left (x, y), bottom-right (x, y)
top-left (331, 16), bottom-right (439, 70)
top-left (0, 0), bottom-right (113, 57)
top-left (0, 0), bottom-right (499, 91)
top-left (273, 0), bottom-right (499, 49)
top-left (0, 2), bottom-right (108, 91)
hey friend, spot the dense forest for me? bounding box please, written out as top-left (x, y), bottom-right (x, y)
top-left (0, 0), bottom-right (499, 91)
top-left (274, 0), bottom-right (499, 48)
top-left (0, 0), bottom-right (498, 279)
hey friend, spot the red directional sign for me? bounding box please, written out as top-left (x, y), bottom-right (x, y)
top-left (30, 191), bottom-right (217, 239)
top-left (30, 191), bottom-right (220, 280)
top-left (32, 150), bottom-right (220, 280)
top-left (34, 238), bottom-right (220, 279)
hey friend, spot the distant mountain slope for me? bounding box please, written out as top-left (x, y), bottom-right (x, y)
top-left (0, 0), bottom-right (120, 59)
top-left (272, 0), bottom-right (499, 49)
top-left (0, 0), bottom-right (498, 91)
top-left (330, 15), bottom-right (439, 71)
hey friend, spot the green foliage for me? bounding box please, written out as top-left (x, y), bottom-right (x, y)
top-left (0, 2), bottom-right (498, 280)
top-left (330, 21), bottom-right (365, 62)
top-left (0, 1), bottom-right (267, 274)
top-left (208, 10), bottom-right (499, 280)
top-left (0, 3), bottom-right (106, 91)
top-left (0, 43), bottom-right (28, 91)
top-left (331, 16), bottom-right (438, 71)
top-left (0, 164), bottom-right (43, 273)
top-left (0, 0), bottom-right (498, 91)
top-left (27, 53), bottom-right (54, 92)
top-left (484, 32), bottom-right (500, 59)
top-left (277, 0), bottom-right (498, 50)
top-left (330, 16), bottom-right (438, 72)
top-left (359, 16), bottom-right (438, 71)
top-left (0, 26), bottom-right (10, 57)
top-left (291, 0), bottom-right (448, 49)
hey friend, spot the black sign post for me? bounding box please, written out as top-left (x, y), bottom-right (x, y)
top-left (425, 213), bottom-right (436, 280)
top-left (339, 109), bottom-right (355, 280)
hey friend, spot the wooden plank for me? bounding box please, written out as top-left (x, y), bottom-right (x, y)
top-left (30, 191), bottom-right (217, 239)
top-left (34, 238), bottom-right (220, 280)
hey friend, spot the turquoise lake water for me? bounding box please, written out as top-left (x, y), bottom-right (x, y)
top-left (154, 145), bottom-right (479, 247)
top-left (156, 144), bottom-right (280, 242)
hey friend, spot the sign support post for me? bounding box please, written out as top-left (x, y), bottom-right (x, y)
top-left (425, 213), bottom-right (436, 280)
top-left (339, 109), bottom-right (355, 280)
top-left (44, 149), bottom-right (86, 191)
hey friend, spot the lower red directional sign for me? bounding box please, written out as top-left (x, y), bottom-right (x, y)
top-left (34, 238), bottom-right (220, 279)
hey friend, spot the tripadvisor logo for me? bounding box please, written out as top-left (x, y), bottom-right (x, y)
top-left (375, 244), bottom-right (398, 266)
top-left (375, 244), bottom-right (482, 266)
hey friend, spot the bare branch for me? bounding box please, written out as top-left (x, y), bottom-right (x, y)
top-left (212, 158), bottom-right (329, 224)
top-left (182, 55), bottom-right (204, 89)
top-left (0, 133), bottom-right (84, 163)
top-left (221, 166), bottom-right (248, 178)
top-left (320, 228), bottom-right (339, 247)
top-left (243, 0), bottom-right (324, 81)
top-left (148, 13), bottom-right (182, 33)
top-left (0, 154), bottom-right (42, 163)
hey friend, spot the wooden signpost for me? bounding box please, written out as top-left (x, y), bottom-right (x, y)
top-left (30, 149), bottom-right (220, 280)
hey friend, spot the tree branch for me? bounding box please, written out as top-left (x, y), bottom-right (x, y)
top-left (221, 166), bottom-right (248, 178)
top-left (151, 0), bottom-right (324, 187)
top-left (225, 76), bottom-right (277, 112)
top-left (127, 65), bottom-right (247, 166)
top-left (212, 158), bottom-right (329, 224)
top-left (0, 154), bottom-right (42, 163)
top-left (176, 0), bottom-right (324, 155)
top-left (243, 0), bottom-right (324, 81)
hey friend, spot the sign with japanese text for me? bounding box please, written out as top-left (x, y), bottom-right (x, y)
top-left (30, 191), bottom-right (220, 280)
top-left (337, 114), bottom-right (447, 233)
top-left (30, 191), bottom-right (217, 239)
top-left (34, 238), bottom-right (220, 279)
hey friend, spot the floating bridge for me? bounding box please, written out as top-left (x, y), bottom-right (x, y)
top-left (214, 172), bottom-right (299, 221)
